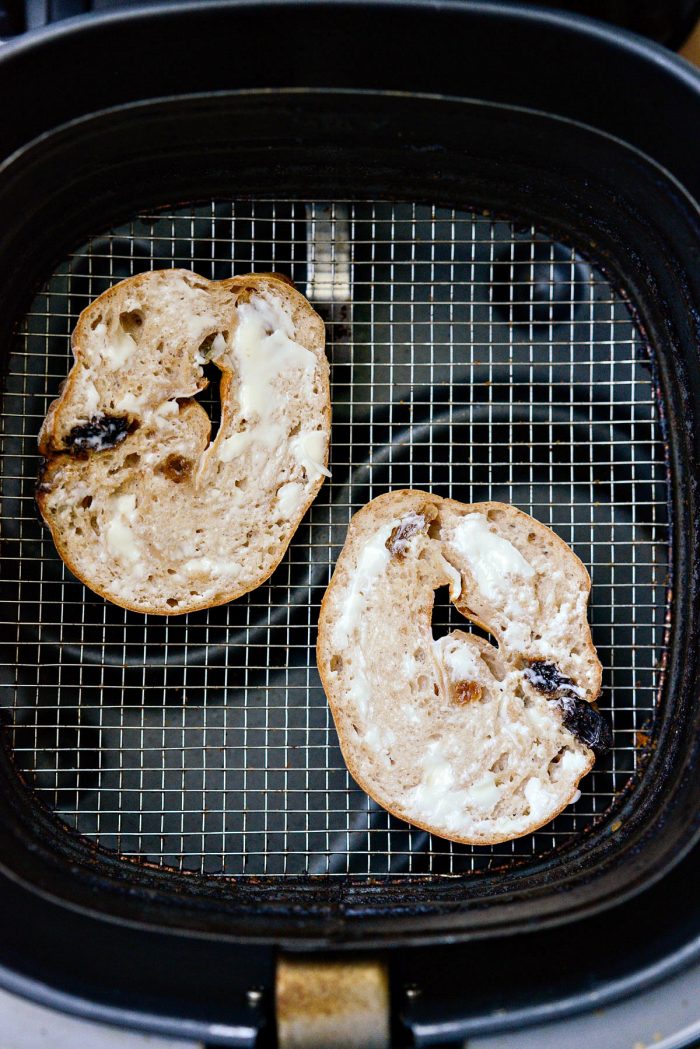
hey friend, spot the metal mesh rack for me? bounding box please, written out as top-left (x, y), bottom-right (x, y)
top-left (0, 200), bottom-right (669, 877)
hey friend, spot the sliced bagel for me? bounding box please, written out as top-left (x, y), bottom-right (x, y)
top-left (317, 490), bottom-right (608, 845)
top-left (37, 269), bottom-right (330, 615)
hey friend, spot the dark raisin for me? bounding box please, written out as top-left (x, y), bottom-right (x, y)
top-left (66, 415), bottom-right (129, 453)
top-left (524, 659), bottom-right (611, 755)
top-left (524, 659), bottom-right (572, 694)
top-left (558, 694), bottom-right (612, 755)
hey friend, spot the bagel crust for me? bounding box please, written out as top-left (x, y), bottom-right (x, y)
top-left (317, 491), bottom-right (607, 845)
top-left (37, 270), bottom-right (330, 615)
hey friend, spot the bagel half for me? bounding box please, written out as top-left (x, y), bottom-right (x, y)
top-left (37, 269), bottom-right (330, 615)
top-left (317, 490), bottom-right (608, 845)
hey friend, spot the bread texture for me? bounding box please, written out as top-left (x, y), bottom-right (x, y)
top-left (37, 269), bottom-right (330, 615)
top-left (317, 490), bottom-right (608, 845)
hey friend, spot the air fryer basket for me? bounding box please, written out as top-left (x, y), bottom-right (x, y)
top-left (3, 200), bottom-right (670, 882)
top-left (0, 0), bottom-right (699, 967)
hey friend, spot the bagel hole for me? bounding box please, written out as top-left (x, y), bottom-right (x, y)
top-left (431, 585), bottom-right (499, 649)
top-left (329, 654), bottom-right (343, 673)
top-left (90, 313), bottom-right (103, 330)
top-left (431, 585), bottom-right (463, 641)
top-left (80, 495), bottom-right (93, 509)
top-left (195, 361), bottom-right (223, 446)
top-left (123, 452), bottom-right (141, 469)
top-left (166, 598), bottom-right (178, 608)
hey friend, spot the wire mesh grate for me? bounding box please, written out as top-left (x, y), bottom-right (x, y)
top-left (0, 201), bottom-right (669, 877)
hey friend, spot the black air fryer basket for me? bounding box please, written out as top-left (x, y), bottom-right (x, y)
top-left (0, 2), bottom-right (699, 1044)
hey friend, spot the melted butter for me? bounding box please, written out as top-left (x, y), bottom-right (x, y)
top-left (114, 391), bottom-right (144, 415)
top-left (450, 513), bottom-right (534, 602)
top-left (104, 327), bottom-right (137, 371)
top-left (219, 294), bottom-right (318, 463)
top-left (434, 634), bottom-right (485, 682)
top-left (464, 771), bottom-right (501, 811)
top-left (332, 520), bottom-right (398, 719)
top-left (277, 481), bottom-right (305, 517)
top-left (334, 521), bottom-right (396, 649)
top-left (291, 430), bottom-right (331, 481)
top-left (523, 776), bottom-right (557, 821)
top-left (234, 296), bottom-right (314, 417)
top-left (218, 430), bottom-right (256, 462)
top-left (106, 494), bottom-right (140, 563)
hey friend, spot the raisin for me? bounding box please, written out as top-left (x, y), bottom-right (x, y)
top-left (558, 694), bottom-right (613, 755)
top-left (524, 659), bottom-right (572, 694)
top-left (66, 415), bottom-right (129, 453)
top-left (524, 659), bottom-right (611, 755)
top-left (156, 454), bottom-right (193, 483)
top-left (454, 680), bottom-right (482, 704)
top-left (386, 512), bottom-right (426, 558)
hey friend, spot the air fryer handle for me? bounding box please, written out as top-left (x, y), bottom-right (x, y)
top-left (274, 957), bottom-right (390, 1049)
top-left (197, 958), bottom-right (391, 1049)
